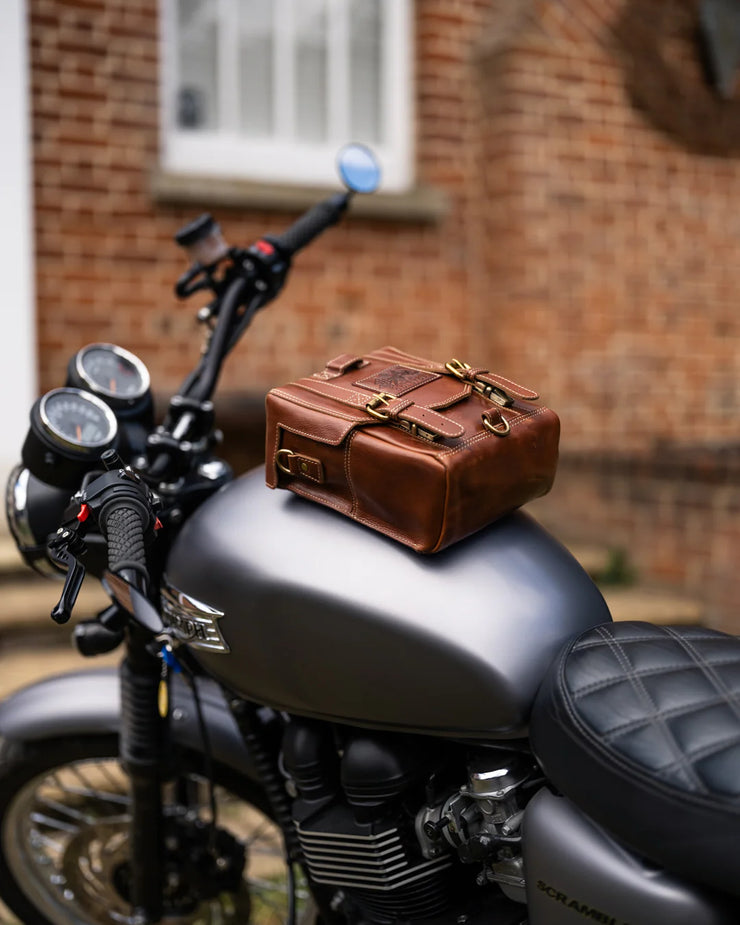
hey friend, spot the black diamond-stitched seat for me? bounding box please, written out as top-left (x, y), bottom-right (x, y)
top-left (530, 621), bottom-right (740, 897)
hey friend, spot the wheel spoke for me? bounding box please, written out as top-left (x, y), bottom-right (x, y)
top-left (2, 755), bottom-right (302, 925)
top-left (29, 812), bottom-right (80, 834)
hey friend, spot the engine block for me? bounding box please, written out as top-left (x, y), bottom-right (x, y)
top-left (295, 805), bottom-right (454, 921)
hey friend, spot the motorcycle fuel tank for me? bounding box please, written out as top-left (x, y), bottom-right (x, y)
top-left (165, 469), bottom-right (610, 739)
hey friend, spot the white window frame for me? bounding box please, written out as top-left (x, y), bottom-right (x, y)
top-left (0, 0), bottom-right (35, 486)
top-left (159, 0), bottom-right (413, 191)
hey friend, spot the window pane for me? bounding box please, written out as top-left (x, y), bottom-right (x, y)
top-left (295, 0), bottom-right (328, 143)
top-left (176, 0), bottom-right (219, 131)
top-left (239, 0), bottom-right (274, 137)
top-left (349, 0), bottom-right (382, 143)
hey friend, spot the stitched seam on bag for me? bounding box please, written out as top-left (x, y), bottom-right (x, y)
top-left (350, 510), bottom-right (425, 549)
top-left (571, 658), bottom-right (740, 696)
top-left (345, 430), bottom-right (359, 516)
top-left (292, 381), bottom-right (463, 439)
top-left (557, 636), bottom-right (740, 807)
top-left (482, 372), bottom-right (538, 398)
top-left (293, 461), bottom-right (324, 484)
top-left (369, 348), bottom-right (442, 371)
top-left (593, 625), bottom-right (706, 793)
top-left (289, 484), bottom-right (351, 514)
top-left (663, 626), bottom-right (740, 728)
top-left (403, 407), bottom-right (464, 438)
top-left (439, 407), bottom-right (550, 457)
top-left (427, 384), bottom-right (472, 409)
top-left (366, 349), bottom-right (539, 399)
top-left (599, 691), bottom-right (740, 740)
top-left (270, 390), bottom-right (367, 423)
top-left (294, 380), bottom-right (372, 407)
top-left (273, 425), bottom-right (331, 484)
top-left (277, 421), bottom-right (354, 446)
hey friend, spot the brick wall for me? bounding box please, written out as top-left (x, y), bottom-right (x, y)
top-left (531, 449), bottom-right (740, 632)
top-left (477, 0), bottom-right (740, 453)
top-left (31, 0), bottom-right (492, 399)
top-left (30, 0), bottom-right (740, 627)
top-left (474, 0), bottom-right (740, 630)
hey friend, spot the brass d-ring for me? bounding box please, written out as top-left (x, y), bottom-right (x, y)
top-left (276, 448), bottom-right (296, 474)
top-left (482, 413), bottom-right (510, 436)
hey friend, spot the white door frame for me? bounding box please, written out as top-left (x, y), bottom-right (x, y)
top-left (0, 0), bottom-right (35, 489)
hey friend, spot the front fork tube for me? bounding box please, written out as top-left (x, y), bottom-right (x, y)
top-left (120, 630), bottom-right (167, 923)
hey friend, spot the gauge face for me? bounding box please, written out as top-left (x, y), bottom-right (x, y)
top-left (39, 389), bottom-right (118, 450)
top-left (76, 344), bottom-right (150, 400)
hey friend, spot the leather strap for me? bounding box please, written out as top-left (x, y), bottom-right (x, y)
top-left (368, 348), bottom-right (539, 401)
top-left (294, 378), bottom-right (464, 440)
top-left (315, 354), bottom-right (366, 380)
top-left (276, 448), bottom-right (325, 483)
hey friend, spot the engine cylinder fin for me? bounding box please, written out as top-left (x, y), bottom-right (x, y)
top-left (296, 824), bottom-right (397, 842)
top-left (306, 856), bottom-right (454, 890)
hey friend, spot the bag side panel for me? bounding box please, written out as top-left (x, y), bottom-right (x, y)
top-left (437, 406), bottom-right (560, 550)
top-left (347, 428), bottom-right (447, 553)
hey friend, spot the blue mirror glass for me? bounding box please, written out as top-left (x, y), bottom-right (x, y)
top-left (337, 144), bottom-right (381, 194)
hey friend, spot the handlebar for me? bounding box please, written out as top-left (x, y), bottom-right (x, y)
top-left (266, 192), bottom-right (351, 258)
top-left (101, 503), bottom-right (149, 584)
top-left (147, 192), bottom-right (351, 482)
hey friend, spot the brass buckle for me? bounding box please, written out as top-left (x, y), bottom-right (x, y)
top-left (482, 413), bottom-right (511, 436)
top-left (473, 382), bottom-right (513, 408)
top-left (445, 358), bottom-right (471, 379)
top-left (365, 392), bottom-right (395, 420)
top-left (395, 419), bottom-right (438, 441)
top-left (276, 448), bottom-right (295, 474)
top-left (446, 358), bottom-right (512, 406)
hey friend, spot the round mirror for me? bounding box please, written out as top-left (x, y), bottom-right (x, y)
top-left (337, 143), bottom-right (382, 194)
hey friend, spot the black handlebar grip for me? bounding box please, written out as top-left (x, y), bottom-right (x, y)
top-left (268, 192), bottom-right (350, 258)
top-left (102, 504), bottom-right (148, 577)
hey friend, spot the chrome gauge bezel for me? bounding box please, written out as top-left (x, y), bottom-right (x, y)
top-left (75, 343), bottom-right (151, 402)
top-left (38, 388), bottom-right (119, 454)
top-left (5, 464), bottom-right (65, 578)
top-left (5, 464), bottom-right (35, 549)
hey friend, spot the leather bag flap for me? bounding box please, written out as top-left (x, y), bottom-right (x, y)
top-left (265, 387), bottom-right (362, 487)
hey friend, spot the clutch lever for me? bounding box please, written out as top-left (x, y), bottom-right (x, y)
top-left (47, 526), bottom-right (88, 624)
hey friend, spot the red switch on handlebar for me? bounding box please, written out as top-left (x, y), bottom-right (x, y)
top-left (254, 239), bottom-right (275, 256)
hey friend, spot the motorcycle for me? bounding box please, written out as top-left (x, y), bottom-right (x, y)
top-left (1, 143), bottom-right (739, 925)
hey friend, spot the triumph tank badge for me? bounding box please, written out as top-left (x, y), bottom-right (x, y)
top-left (161, 578), bottom-right (230, 653)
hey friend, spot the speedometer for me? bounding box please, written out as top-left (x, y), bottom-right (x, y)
top-left (72, 344), bottom-right (150, 404)
top-left (66, 343), bottom-right (154, 458)
top-left (40, 389), bottom-right (118, 449)
top-left (22, 388), bottom-right (118, 489)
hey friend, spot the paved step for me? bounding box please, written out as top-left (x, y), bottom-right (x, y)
top-left (565, 543), bottom-right (611, 580)
top-left (0, 533), bottom-right (27, 579)
top-left (0, 636), bottom-right (121, 699)
top-left (547, 531), bottom-right (704, 626)
top-left (0, 576), bottom-right (110, 637)
top-left (0, 529), bottom-right (110, 638)
top-left (603, 587), bottom-right (703, 625)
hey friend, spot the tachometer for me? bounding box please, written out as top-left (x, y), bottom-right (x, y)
top-left (70, 344), bottom-right (151, 406)
top-left (22, 388), bottom-right (118, 489)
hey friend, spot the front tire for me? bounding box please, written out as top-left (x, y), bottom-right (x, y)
top-left (0, 734), bottom-right (301, 925)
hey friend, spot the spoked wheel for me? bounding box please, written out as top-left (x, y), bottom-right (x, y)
top-left (0, 735), bottom-right (309, 925)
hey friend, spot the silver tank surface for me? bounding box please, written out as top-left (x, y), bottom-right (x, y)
top-left (165, 469), bottom-right (611, 738)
